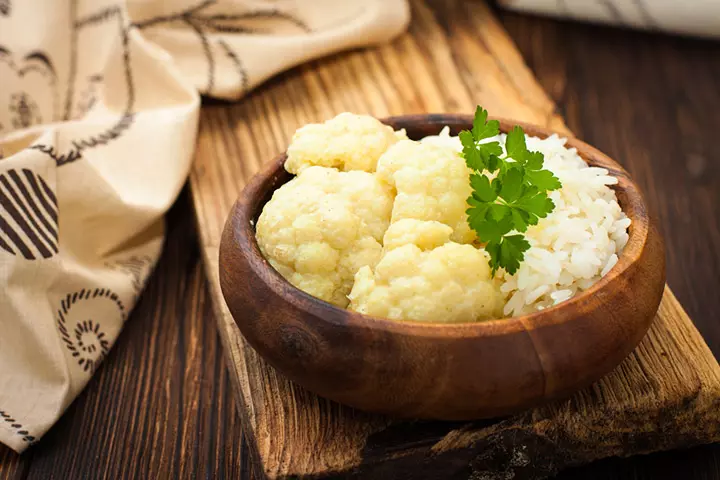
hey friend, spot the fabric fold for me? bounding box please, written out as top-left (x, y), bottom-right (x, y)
top-left (0, 0), bottom-right (410, 452)
top-left (500, 0), bottom-right (720, 39)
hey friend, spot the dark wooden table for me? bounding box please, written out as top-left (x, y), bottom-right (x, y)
top-left (2, 10), bottom-right (719, 480)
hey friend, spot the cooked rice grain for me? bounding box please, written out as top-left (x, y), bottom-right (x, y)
top-left (499, 134), bottom-right (629, 316)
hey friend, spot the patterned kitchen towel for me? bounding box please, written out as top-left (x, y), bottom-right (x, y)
top-left (0, 0), bottom-right (409, 453)
top-left (500, 0), bottom-right (720, 38)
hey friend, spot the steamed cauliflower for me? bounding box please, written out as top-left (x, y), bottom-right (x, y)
top-left (285, 113), bottom-right (407, 174)
top-left (259, 117), bottom-right (505, 321)
top-left (256, 166), bottom-right (394, 307)
top-left (376, 140), bottom-right (475, 244)
top-left (348, 220), bottom-right (502, 323)
top-left (382, 218), bottom-right (453, 252)
top-left (419, 126), bottom-right (462, 152)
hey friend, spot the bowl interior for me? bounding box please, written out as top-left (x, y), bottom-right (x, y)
top-left (245, 114), bottom-right (648, 331)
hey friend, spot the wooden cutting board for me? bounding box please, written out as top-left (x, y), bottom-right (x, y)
top-left (189, 1), bottom-right (720, 478)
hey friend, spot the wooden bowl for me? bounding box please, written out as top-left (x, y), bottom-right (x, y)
top-left (219, 114), bottom-right (665, 420)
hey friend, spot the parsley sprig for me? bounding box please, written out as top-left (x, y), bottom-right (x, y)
top-left (461, 107), bottom-right (562, 276)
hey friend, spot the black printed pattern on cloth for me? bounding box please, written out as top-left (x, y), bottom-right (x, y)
top-left (184, 16), bottom-right (216, 92)
top-left (105, 254), bottom-right (154, 303)
top-left (9, 92), bottom-right (42, 129)
top-left (63, 0), bottom-right (79, 121)
top-left (56, 288), bottom-right (126, 373)
top-left (217, 39), bottom-right (248, 94)
top-left (28, 144), bottom-right (81, 166)
top-left (24, 0), bottom-right (297, 162)
top-left (0, 169), bottom-right (58, 259)
top-left (597, 0), bottom-right (625, 24)
top-left (30, 2), bottom-right (135, 167)
top-left (132, 0), bottom-right (308, 96)
top-left (74, 74), bottom-right (103, 117)
top-left (70, 4), bottom-right (135, 152)
top-left (632, 0), bottom-right (659, 27)
top-left (0, 46), bottom-right (59, 131)
top-left (0, 410), bottom-right (35, 443)
top-left (191, 10), bottom-right (311, 34)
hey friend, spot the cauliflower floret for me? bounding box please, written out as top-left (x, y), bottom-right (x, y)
top-left (376, 139), bottom-right (475, 244)
top-left (285, 113), bottom-right (407, 174)
top-left (419, 126), bottom-right (463, 152)
top-left (382, 219), bottom-right (453, 251)
top-left (348, 229), bottom-right (503, 323)
top-left (256, 166), bottom-right (394, 307)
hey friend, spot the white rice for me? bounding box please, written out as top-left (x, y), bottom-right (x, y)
top-left (422, 128), bottom-right (630, 317)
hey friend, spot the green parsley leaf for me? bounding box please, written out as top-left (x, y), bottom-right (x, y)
top-left (489, 203), bottom-right (510, 222)
top-left (498, 235), bottom-right (531, 275)
top-left (510, 208), bottom-right (530, 233)
top-left (474, 216), bottom-right (514, 244)
top-left (472, 106), bottom-right (488, 134)
top-left (461, 106), bottom-right (562, 276)
top-left (470, 174), bottom-right (497, 202)
top-left (505, 126), bottom-right (528, 161)
top-left (480, 141), bottom-right (503, 168)
top-left (491, 177), bottom-right (502, 195)
top-left (486, 154), bottom-right (500, 172)
top-left (460, 130), bottom-right (484, 171)
top-left (472, 106), bottom-right (500, 140)
top-left (524, 150), bottom-right (544, 170)
top-left (467, 202), bottom-right (490, 232)
top-left (512, 191), bottom-right (555, 226)
top-left (480, 141), bottom-right (503, 156)
top-left (499, 167), bottom-right (524, 202)
top-left (524, 169), bottom-right (562, 191)
top-left (485, 240), bottom-right (502, 275)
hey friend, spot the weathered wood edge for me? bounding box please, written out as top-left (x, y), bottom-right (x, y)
top-left (199, 253), bottom-right (268, 477)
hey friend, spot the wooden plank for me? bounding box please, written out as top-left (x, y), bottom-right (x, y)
top-left (0, 445), bottom-right (28, 480)
top-left (190, 1), bottom-right (720, 478)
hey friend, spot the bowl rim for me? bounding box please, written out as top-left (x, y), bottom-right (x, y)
top-left (231, 113), bottom-right (650, 339)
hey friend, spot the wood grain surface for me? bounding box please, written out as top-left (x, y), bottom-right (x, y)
top-left (192, 0), bottom-right (720, 478)
top-left (1, 2), bottom-right (719, 479)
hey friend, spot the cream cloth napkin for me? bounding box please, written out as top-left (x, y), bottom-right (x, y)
top-left (0, 0), bottom-right (409, 453)
top-left (500, 0), bottom-right (720, 38)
